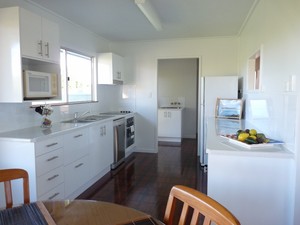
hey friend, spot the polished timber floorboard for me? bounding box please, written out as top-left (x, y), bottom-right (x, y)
top-left (77, 138), bottom-right (207, 221)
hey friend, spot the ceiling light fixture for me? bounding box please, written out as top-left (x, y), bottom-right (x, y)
top-left (134, 0), bottom-right (162, 31)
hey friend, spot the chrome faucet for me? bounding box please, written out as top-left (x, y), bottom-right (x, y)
top-left (74, 111), bottom-right (90, 121)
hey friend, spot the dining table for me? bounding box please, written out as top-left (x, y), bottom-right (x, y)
top-left (0, 200), bottom-right (163, 225)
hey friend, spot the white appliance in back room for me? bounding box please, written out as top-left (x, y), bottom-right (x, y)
top-left (198, 76), bottom-right (239, 166)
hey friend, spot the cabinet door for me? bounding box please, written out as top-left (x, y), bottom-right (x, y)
top-left (112, 53), bottom-right (123, 81)
top-left (64, 128), bottom-right (89, 165)
top-left (20, 8), bottom-right (43, 60)
top-left (89, 121), bottom-right (113, 177)
top-left (20, 8), bottom-right (60, 63)
top-left (42, 17), bottom-right (60, 63)
top-left (64, 155), bottom-right (90, 196)
top-left (158, 110), bottom-right (182, 138)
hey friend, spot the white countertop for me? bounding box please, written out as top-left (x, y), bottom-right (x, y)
top-left (0, 113), bottom-right (133, 143)
top-left (206, 118), bottom-right (294, 158)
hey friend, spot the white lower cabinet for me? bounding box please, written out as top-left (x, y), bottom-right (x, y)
top-left (39, 183), bottom-right (64, 201)
top-left (0, 120), bottom-right (115, 208)
top-left (35, 136), bottom-right (64, 200)
top-left (37, 167), bottom-right (64, 197)
top-left (89, 121), bottom-right (114, 178)
top-left (158, 108), bottom-right (183, 142)
top-left (64, 155), bottom-right (90, 196)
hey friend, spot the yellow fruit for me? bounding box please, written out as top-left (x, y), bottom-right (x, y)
top-left (249, 129), bottom-right (257, 136)
top-left (238, 133), bottom-right (249, 141)
top-left (249, 135), bottom-right (257, 140)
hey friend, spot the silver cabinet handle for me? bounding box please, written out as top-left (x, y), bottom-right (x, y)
top-left (74, 134), bottom-right (83, 138)
top-left (38, 40), bottom-right (43, 56)
top-left (44, 42), bottom-right (49, 57)
top-left (46, 142), bottom-right (58, 148)
top-left (48, 192), bottom-right (59, 200)
top-left (47, 174), bottom-right (59, 181)
top-left (75, 163), bottom-right (83, 168)
top-left (46, 156), bottom-right (59, 162)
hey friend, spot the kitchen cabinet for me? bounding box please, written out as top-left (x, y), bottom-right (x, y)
top-left (0, 135), bottom-right (64, 207)
top-left (0, 118), bottom-right (117, 208)
top-left (63, 128), bottom-right (90, 198)
top-left (158, 108), bottom-right (183, 143)
top-left (89, 121), bottom-right (114, 178)
top-left (20, 8), bottom-right (60, 63)
top-left (0, 7), bottom-right (60, 103)
top-left (98, 52), bottom-right (124, 84)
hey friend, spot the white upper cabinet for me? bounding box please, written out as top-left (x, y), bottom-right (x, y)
top-left (0, 7), bottom-right (60, 103)
top-left (98, 53), bottom-right (124, 84)
top-left (20, 8), bottom-right (60, 63)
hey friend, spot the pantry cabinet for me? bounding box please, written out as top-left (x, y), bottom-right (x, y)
top-left (0, 6), bottom-right (60, 103)
top-left (98, 53), bottom-right (124, 84)
top-left (20, 8), bottom-right (60, 63)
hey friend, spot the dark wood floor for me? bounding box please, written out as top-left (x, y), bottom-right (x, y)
top-left (77, 138), bottom-right (207, 222)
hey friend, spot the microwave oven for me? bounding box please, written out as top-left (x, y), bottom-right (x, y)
top-left (23, 70), bottom-right (58, 99)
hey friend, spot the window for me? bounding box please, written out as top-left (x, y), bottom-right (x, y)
top-left (60, 49), bottom-right (97, 103)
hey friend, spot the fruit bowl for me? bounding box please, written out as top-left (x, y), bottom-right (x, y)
top-left (220, 129), bottom-right (283, 149)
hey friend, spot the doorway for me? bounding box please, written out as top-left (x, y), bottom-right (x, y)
top-left (157, 57), bottom-right (200, 147)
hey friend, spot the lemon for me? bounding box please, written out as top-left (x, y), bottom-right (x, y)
top-left (238, 133), bottom-right (249, 141)
top-left (249, 129), bottom-right (257, 136)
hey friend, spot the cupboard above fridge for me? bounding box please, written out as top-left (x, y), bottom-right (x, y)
top-left (0, 7), bottom-right (61, 103)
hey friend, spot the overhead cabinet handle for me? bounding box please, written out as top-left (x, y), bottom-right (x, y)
top-left (38, 40), bottom-right (43, 56)
top-left (44, 42), bottom-right (49, 57)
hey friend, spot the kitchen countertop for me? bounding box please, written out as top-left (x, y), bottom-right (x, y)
top-left (205, 117), bottom-right (294, 158)
top-left (0, 113), bottom-right (134, 143)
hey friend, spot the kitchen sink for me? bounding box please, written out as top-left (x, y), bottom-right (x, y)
top-left (62, 115), bottom-right (114, 123)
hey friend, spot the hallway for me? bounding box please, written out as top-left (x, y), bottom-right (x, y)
top-left (77, 138), bottom-right (207, 221)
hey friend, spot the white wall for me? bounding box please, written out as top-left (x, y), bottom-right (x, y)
top-left (112, 37), bottom-right (238, 152)
top-left (238, 0), bottom-right (300, 224)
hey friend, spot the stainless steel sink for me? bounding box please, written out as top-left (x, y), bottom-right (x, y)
top-left (62, 115), bottom-right (114, 123)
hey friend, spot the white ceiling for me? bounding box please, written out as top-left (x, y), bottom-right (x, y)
top-left (27, 0), bottom-right (257, 42)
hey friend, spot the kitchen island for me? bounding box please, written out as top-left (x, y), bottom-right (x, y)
top-left (206, 118), bottom-right (294, 225)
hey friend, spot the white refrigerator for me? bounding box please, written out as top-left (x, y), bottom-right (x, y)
top-left (198, 76), bottom-right (238, 166)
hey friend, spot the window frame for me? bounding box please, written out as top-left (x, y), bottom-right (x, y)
top-left (31, 48), bottom-right (98, 107)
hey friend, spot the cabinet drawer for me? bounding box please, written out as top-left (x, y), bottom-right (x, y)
top-left (37, 167), bottom-right (64, 197)
top-left (36, 136), bottom-right (63, 156)
top-left (38, 183), bottom-right (64, 201)
top-left (64, 155), bottom-right (90, 196)
top-left (36, 148), bottom-right (63, 177)
top-left (64, 129), bottom-right (89, 165)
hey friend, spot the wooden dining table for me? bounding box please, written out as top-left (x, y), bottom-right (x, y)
top-left (0, 200), bottom-right (163, 225)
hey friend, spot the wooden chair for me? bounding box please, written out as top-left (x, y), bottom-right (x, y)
top-left (164, 185), bottom-right (241, 225)
top-left (0, 168), bottom-right (30, 208)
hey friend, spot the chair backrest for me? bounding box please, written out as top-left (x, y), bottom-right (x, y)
top-left (0, 168), bottom-right (30, 208)
top-left (164, 185), bottom-right (240, 225)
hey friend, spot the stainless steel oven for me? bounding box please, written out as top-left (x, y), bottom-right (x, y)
top-left (126, 116), bottom-right (135, 149)
top-left (111, 117), bottom-right (125, 170)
